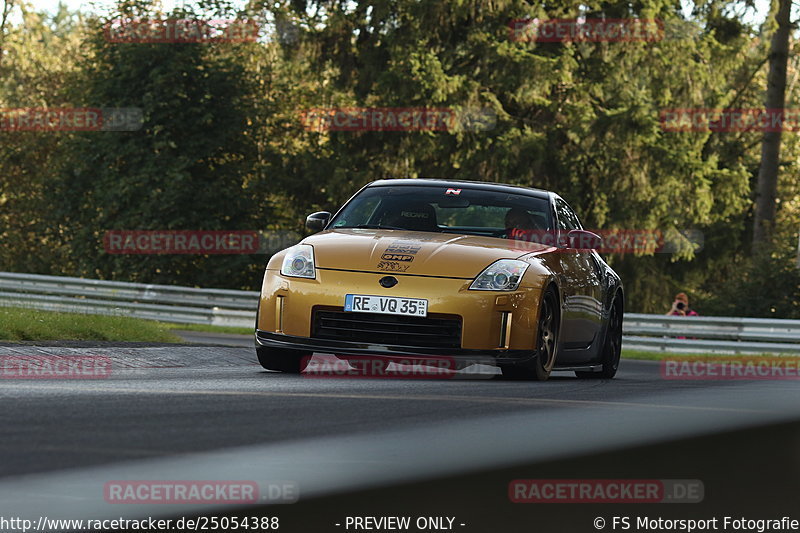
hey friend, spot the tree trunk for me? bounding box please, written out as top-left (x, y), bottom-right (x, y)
top-left (0, 0), bottom-right (15, 67)
top-left (752, 0), bottom-right (792, 253)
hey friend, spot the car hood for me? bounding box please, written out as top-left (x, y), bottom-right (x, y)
top-left (303, 229), bottom-right (553, 278)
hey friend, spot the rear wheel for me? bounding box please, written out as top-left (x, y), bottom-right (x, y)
top-left (501, 286), bottom-right (559, 381)
top-left (256, 347), bottom-right (310, 373)
top-left (575, 295), bottom-right (622, 379)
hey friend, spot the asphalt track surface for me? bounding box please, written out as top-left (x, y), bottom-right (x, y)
top-left (2, 336), bottom-right (800, 531)
top-left (0, 340), bottom-right (788, 477)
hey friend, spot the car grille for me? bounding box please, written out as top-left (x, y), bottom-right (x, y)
top-left (312, 309), bottom-right (462, 349)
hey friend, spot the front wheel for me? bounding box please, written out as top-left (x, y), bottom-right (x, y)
top-left (256, 346), bottom-right (310, 373)
top-left (501, 286), bottom-right (559, 381)
top-left (575, 295), bottom-right (622, 379)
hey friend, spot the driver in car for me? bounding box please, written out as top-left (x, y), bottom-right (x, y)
top-left (505, 208), bottom-right (538, 242)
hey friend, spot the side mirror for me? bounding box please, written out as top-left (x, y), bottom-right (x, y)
top-left (567, 229), bottom-right (602, 250)
top-left (306, 211), bottom-right (331, 231)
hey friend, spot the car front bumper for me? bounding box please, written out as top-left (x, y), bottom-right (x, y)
top-left (256, 267), bottom-right (545, 359)
top-left (255, 329), bottom-right (536, 364)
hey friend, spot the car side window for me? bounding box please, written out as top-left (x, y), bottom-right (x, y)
top-left (555, 198), bottom-right (582, 232)
top-left (332, 196), bottom-right (381, 227)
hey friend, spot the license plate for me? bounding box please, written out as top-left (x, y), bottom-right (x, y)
top-left (344, 294), bottom-right (428, 317)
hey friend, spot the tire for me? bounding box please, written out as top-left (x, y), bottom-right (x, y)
top-left (575, 294), bottom-right (622, 379)
top-left (256, 346), bottom-right (309, 373)
top-left (500, 286), bottom-right (559, 381)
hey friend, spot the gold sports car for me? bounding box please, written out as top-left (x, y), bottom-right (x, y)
top-left (255, 179), bottom-right (623, 380)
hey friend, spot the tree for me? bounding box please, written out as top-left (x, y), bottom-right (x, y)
top-left (0, 3), bottom-right (84, 274)
top-left (273, 0), bottom-right (757, 310)
top-left (48, 1), bottom-right (264, 288)
top-left (752, 0), bottom-right (792, 252)
top-left (0, 0), bottom-right (13, 63)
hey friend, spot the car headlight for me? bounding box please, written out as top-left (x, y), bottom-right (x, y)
top-left (280, 244), bottom-right (316, 279)
top-left (469, 259), bottom-right (529, 291)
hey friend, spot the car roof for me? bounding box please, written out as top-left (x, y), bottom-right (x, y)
top-left (366, 178), bottom-right (553, 200)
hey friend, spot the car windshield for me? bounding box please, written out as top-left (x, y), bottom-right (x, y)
top-left (329, 185), bottom-right (552, 237)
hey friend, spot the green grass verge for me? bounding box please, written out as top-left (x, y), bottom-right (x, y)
top-left (623, 349), bottom-right (697, 361)
top-left (622, 349), bottom-right (800, 361)
top-left (161, 323), bottom-right (253, 336)
top-left (2, 308), bottom-right (794, 359)
top-left (0, 306), bottom-right (182, 342)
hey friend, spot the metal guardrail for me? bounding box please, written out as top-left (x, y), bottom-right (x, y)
top-left (0, 272), bottom-right (257, 328)
top-left (622, 313), bottom-right (800, 355)
top-left (1, 272), bottom-right (799, 354)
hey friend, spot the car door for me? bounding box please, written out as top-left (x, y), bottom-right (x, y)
top-left (553, 197), bottom-right (604, 358)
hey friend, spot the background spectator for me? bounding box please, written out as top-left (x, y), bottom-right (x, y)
top-left (667, 292), bottom-right (698, 316)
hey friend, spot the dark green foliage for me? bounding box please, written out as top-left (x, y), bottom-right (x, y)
top-left (1, 0), bottom-right (798, 314)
